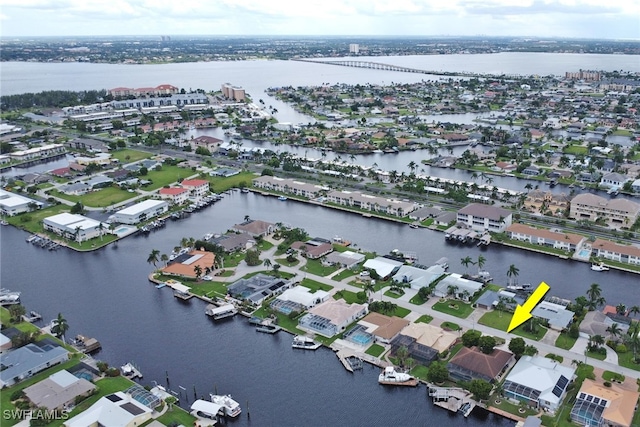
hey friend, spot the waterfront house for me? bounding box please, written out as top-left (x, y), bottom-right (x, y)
top-left (392, 264), bottom-right (447, 291)
top-left (570, 379), bottom-right (639, 427)
top-left (190, 135), bottom-right (222, 152)
top-left (324, 250), bottom-right (366, 269)
top-left (0, 189), bottom-right (42, 216)
top-left (579, 310), bottom-right (629, 338)
top-left (531, 301), bottom-right (574, 331)
top-left (270, 285), bottom-right (330, 314)
top-left (506, 223), bottom-right (585, 252)
top-left (158, 187), bottom-right (190, 205)
top-left (503, 355), bottom-right (575, 413)
top-left (24, 370), bottom-right (96, 411)
top-left (63, 390), bottom-right (153, 427)
top-left (456, 203), bottom-right (512, 233)
top-left (522, 191), bottom-right (570, 215)
top-left (111, 200), bottom-right (169, 225)
top-left (227, 273), bottom-right (292, 305)
top-left (357, 312), bottom-right (410, 345)
top-left (0, 332), bottom-right (12, 353)
top-left (210, 232), bottom-right (255, 253)
top-left (180, 179), bottom-right (210, 198)
top-left (162, 250), bottom-right (215, 279)
top-left (600, 172), bottom-right (629, 189)
top-left (362, 257), bottom-right (404, 279)
top-left (43, 213), bottom-right (108, 243)
top-left (9, 143), bottom-right (66, 162)
top-left (391, 322), bottom-right (457, 361)
top-left (298, 299), bottom-right (368, 338)
top-left (432, 273), bottom-right (483, 302)
top-left (569, 194), bottom-right (640, 228)
top-left (73, 152), bottom-right (114, 166)
top-left (0, 343), bottom-right (69, 388)
top-left (590, 239), bottom-right (640, 266)
top-left (232, 219), bottom-right (275, 237)
top-left (291, 239), bottom-right (333, 259)
top-left (447, 346), bottom-right (514, 383)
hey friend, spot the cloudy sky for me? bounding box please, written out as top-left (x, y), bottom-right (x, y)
top-left (1, 0), bottom-right (638, 39)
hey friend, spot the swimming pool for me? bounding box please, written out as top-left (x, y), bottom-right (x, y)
top-left (578, 249), bottom-right (591, 257)
top-left (344, 325), bottom-right (374, 346)
top-left (116, 227), bottom-right (128, 233)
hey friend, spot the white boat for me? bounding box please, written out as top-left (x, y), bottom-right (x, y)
top-left (277, 196), bottom-right (288, 201)
top-left (0, 289), bottom-right (21, 306)
top-left (378, 366), bottom-right (417, 386)
top-left (292, 335), bottom-right (322, 350)
top-left (506, 284), bottom-right (532, 291)
top-left (210, 394), bottom-right (242, 418)
top-left (591, 263), bottom-right (610, 272)
top-left (121, 362), bottom-right (143, 378)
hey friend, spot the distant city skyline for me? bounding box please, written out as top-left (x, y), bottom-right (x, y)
top-left (0, 0), bottom-right (638, 40)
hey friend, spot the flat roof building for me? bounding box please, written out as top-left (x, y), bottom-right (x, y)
top-left (43, 213), bottom-right (108, 242)
top-left (111, 200), bottom-right (169, 225)
top-left (0, 189), bottom-right (42, 216)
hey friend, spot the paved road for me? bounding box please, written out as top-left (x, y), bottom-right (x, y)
top-left (215, 238), bottom-right (639, 379)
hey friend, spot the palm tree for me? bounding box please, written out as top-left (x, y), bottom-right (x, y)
top-left (363, 282), bottom-right (375, 301)
top-left (147, 249), bottom-right (160, 269)
top-left (161, 253), bottom-right (169, 266)
top-left (476, 255), bottom-right (486, 274)
top-left (629, 305), bottom-right (640, 318)
top-left (586, 283), bottom-right (604, 310)
top-left (51, 313), bottom-right (69, 342)
top-left (193, 265), bottom-right (203, 280)
top-left (263, 258), bottom-right (272, 269)
top-left (507, 264), bottom-right (519, 286)
top-left (272, 264), bottom-right (281, 277)
top-left (606, 323), bottom-right (622, 344)
top-left (98, 222), bottom-right (105, 241)
top-left (460, 256), bottom-right (475, 274)
top-left (244, 215), bottom-right (251, 223)
top-left (447, 285), bottom-right (458, 299)
top-left (616, 304), bottom-right (627, 315)
top-left (591, 334), bottom-right (605, 349)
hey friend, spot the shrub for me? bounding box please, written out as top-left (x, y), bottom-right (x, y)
top-left (603, 381), bottom-right (611, 387)
top-left (106, 367), bottom-right (121, 377)
top-left (10, 390), bottom-right (25, 401)
top-left (616, 344), bottom-right (627, 353)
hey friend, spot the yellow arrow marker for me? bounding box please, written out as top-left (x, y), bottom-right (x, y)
top-left (507, 281), bottom-right (550, 332)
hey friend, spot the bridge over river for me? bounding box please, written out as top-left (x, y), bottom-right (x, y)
top-left (292, 58), bottom-right (522, 79)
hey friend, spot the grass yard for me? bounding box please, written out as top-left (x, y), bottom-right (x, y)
top-left (210, 171), bottom-right (256, 193)
top-left (602, 370), bottom-right (625, 382)
top-left (275, 257), bottom-right (300, 267)
top-left (109, 149), bottom-right (153, 163)
top-left (393, 306), bottom-right (411, 318)
top-left (188, 281), bottom-right (229, 299)
top-left (50, 186), bottom-right (135, 207)
top-left (415, 315), bottom-right (433, 324)
top-left (615, 350), bottom-right (640, 371)
top-left (300, 259), bottom-right (340, 277)
top-left (144, 165), bottom-right (192, 190)
top-left (555, 331), bottom-right (578, 350)
top-left (383, 290), bottom-right (403, 299)
top-left (410, 365), bottom-right (429, 381)
top-left (409, 293), bottom-right (428, 305)
top-left (431, 299), bottom-right (474, 318)
top-left (156, 407), bottom-right (197, 426)
top-left (586, 349), bottom-right (607, 361)
top-left (333, 289), bottom-right (366, 305)
top-left (300, 278), bottom-right (333, 293)
top-left (441, 321), bottom-right (461, 331)
top-left (365, 344), bottom-right (386, 358)
top-left (489, 397), bottom-right (538, 419)
top-left (331, 268), bottom-right (357, 281)
top-left (478, 310), bottom-right (547, 341)
top-left (6, 204), bottom-right (70, 233)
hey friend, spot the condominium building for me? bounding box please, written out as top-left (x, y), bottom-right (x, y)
top-left (569, 194), bottom-right (640, 228)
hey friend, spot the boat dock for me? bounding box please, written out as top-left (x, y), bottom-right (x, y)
top-left (73, 334), bottom-right (102, 354)
top-left (428, 386), bottom-right (476, 417)
top-left (336, 350), bottom-right (363, 372)
top-left (121, 362), bottom-right (143, 379)
top-left (23, 311), bottom-right (42, 323)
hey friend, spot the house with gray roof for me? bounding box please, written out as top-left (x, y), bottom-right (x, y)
top-left (600, 172), bottom-right (628, 189)
top-left (531, 301), bottom-right (574, 331)
top-left (457, 203), bottom-right (512, 232)
top-left (0, 343), bottom-right (69, 387)
top-left (392, 265), bottom-right (446, 290)
top-left (227, 273), bottom-right (292, 305)
top-left (433, 273), bottom-right (483, 302)
top-left (24, 369), bottom-right (96, 410)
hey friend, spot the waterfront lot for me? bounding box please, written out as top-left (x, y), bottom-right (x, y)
top-left (50, 186), bottom-right (135, 207)
top-left (478, 310), bottom-right (547, 341)
top-left (109, 149), bottom-right (153, 163)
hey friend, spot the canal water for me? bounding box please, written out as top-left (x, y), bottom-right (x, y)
top-left (1, 193), bottom-right (638, 425)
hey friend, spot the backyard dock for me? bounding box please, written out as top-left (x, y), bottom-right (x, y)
top-left (428, 386), bottom-right (476, 417)
top-left (336, 350), bottom-right (363, 372)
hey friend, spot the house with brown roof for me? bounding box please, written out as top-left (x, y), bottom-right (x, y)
top-left (24, 370), bottom-right (96, 411)
top-left (161, 250), bottom-right (215, 279)
top-left (507, 223), bottom-right (585, 252)
top-left (571, 379), bottom-right (639, 427)
top-left (357, 312), bottom-right (410, 344)
top-left (457, 203), bottom-right (512, 232)
top-left (291, 239), bottom-right (333, 259)
top-left (232, 219), bottom-right (275, 237)
top-left (523, 190), bottom-right (570, 215)
top-left (590, 239), bottom-right (640, 266)
top-left (190, 135), bottom-right (222, 152)
top-left (569, 194), bottom-right (640, 228)
top-left (448, 346), bottom-right (514, 383)
top-left (397, 323), bottom-right (458, 353)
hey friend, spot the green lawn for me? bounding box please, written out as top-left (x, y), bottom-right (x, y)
top-left (615, 350), bottom-right (640, 371)
top-left (275, 257), bottom-right (300, 267)
top-left (555, 331), bottom-right (578, 350)
top-left (6, 204), bottom-right (70, 233)
top-left (586, 349), bottom-right (607, 361)
top-left (383, 290), bottom-right (403, 299)
top-left (365, 344), bottom-right (385, 357)
top-left (145, 165), bottom-right (193, 190)
top-left (410, 365), bottom-right (429, 381)
top-left (431, 299), bottom-right (474, 319)
top-left (441, 321), bottom-right (461, 331)
top-left (489, 396), bottom-right (538, 419)
top-left (300, 278), bottom-right (333, 293)
top-left (210, 171), bottom-right (256, 193)
top-left (300, 259), bottom-right (340, 276)
top-left (187, 281), bottom-right (229, 299)
top-left (478, 310), bottom-right (547, 341)
top-left (393, 306), bottom-right (411, 318)
top-left (333, 289), bottom-right (366, 305)
top-left (155, 407), bottom-right (197, 426)
top-left (331, 268), bottom-right (357, 281)
top-left (409, 293), bottom-right (428, 305)
top-left (110, 149), bottom-right (153, 163)
top-left (563, 144), bottom-right (588, 155)
top-left (602, 370), bottom-right (625, 382)
top-left (50, 186), bottom-right (135, 207)
top-left (252, 307), bottom-right (306, 336)
top-left (415, 315), bottom-right (433, 324)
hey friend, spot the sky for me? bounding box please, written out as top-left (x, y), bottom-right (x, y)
top-left (0, 0), bottom-right (639, 40)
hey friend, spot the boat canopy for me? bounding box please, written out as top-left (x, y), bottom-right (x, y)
top-left (191, 399), bottom-right (223, 417)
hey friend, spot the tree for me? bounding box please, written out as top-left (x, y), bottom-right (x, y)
top-left (427, 361), bottom-right (449, 383)
top-left (629, 306), bottom-right (640, 318)
top-left (193, 265), bottom-right (203, 280)
top-left (461, 329), bottom-right (482, 348)
top-left (244, 249), bottom-right (261, 266)
top-left (70, 202), bottom-right (84, 214)
top-left (263, 258), bottom-right (272, 269)
top-left (272, 263), bottom-right (281, 277)
top-left (161, 253), bottom-right (169, 266)
top-left (460, 256), bottom-right (475, 274)
top-left (51, 313), bottom-right (69, 342)
top-left (395, 345), bottom-right (409, 369)
top-left (508, 337), bottom-right (526, 359)
top-left (446, 285), bottom-right (458, 299)
top-left (468, 379), bottom-right (493, 401)
top-left (586, 283), bottom-right (604, 310)
top-left (507, 264), bottom-right (519, 286)
top-left (616, 304), bottom-right (627, 315)
top-left (363, 282), bottom-right (375, 301)
top-left (244, 214), bottom-right (251, 223)
top-left (606, 323), bottom-right (622, 343)
top-left (476, 255), bottom-right (486, 273)
top-left (147, 249), bottom-right (160, 269)
top-left (8, 304), bottom-right (26, 322)
top-left (478, 335), bottom-right (496, 354)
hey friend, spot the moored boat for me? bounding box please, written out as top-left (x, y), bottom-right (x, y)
top-left (378, 366), bottom-right (417, 386)
top-left (292, 335), bottom-right (322, 350)
top-left (591, 263), bottom-right (610, 272)
top-left (210, 394), bottom-right (242, 418)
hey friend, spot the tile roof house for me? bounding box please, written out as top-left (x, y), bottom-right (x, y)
top-left (161, 250), bottom-right (215, 279)
top-left (570, 193), bottom-right (640, 228)
top-left (448, 346), bottom-right (514, 383)
top-left (357, 312), bottom-right (410, 344)
top-left (507, 223), bottom-right (584, 252)
top-left (298, 299), bottom-right (368, 337)
top-left (504, 355), bottom-right (576, 413)
top-left (24, 370), bottom-right (97, 410)
top-left (570, 379), bottom-right (640, 427)
top-left (232, 219), bottom-right (276, 237)
top-left (291, 239), bottom-right (333, 259)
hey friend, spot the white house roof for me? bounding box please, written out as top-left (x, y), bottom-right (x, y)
top-left (44, 213), bottom-right (102, 231)
top-left (190, 399), bottom-right (223, 417)
top-left (64, 392), bottom-right (151, 427)
top-left (505, 356), bottom-right (575, 406)
top-left (531, 301), bottom-right (574, 330)
top-left (435, 273), bottom-right (483, 295)
top-left (363, 257), bottom-right (403, 277)
top-left (276, 286), bottom-right (329, 307)
top-left (115, 199), bottom-right (168, 216)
